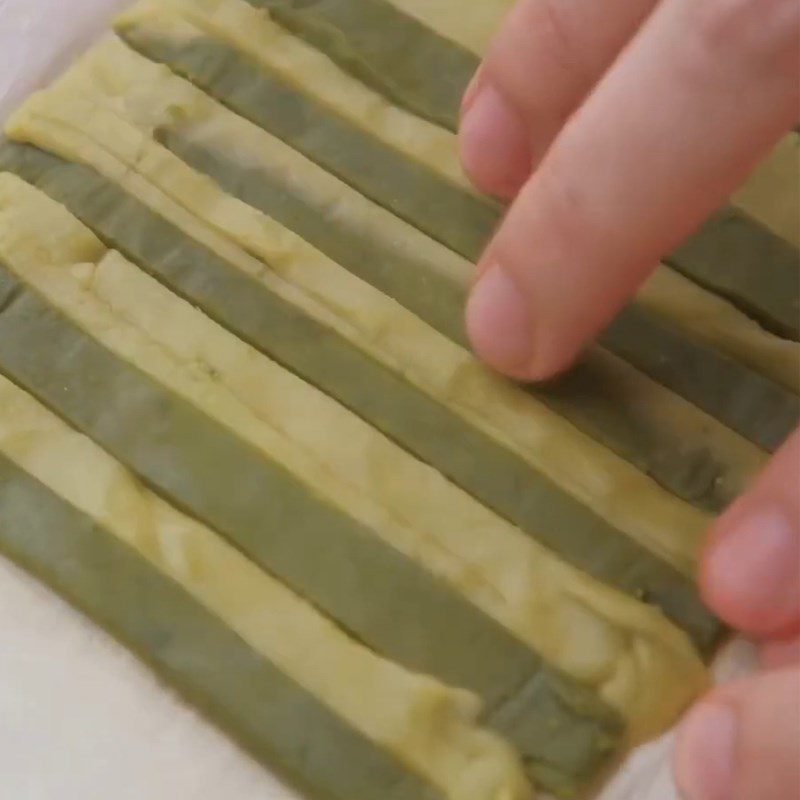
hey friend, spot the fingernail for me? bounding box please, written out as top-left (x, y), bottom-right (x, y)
top-left (708, 506), bottom-right (800, 632)
top-left (466, 263), bottom-right (534, 375)
top-left (459, 83), bottom-right (530, 197)
top-left (676, 702), bottom-right (737, 800)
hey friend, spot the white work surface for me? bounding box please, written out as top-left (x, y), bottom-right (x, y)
top-left (0, 2), bottom-right (756, 797)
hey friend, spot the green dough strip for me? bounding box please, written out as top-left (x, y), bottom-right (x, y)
top-left (602, 304), bottom-right (799, 452)
top-left (0, 171), bottom-right (710, 743)
top-left (0, 376), bottom-right (535, 800)
top-left (114, 8), bottom-right (496, 262)
top-left (111, 13), bottom-right (799, 445)
top-left (0, 140), bottom-right (722, 658)
top-left (246, 0), bottom-right (479, 131)
top-left (0, 254), bottom-right (622, 797)
top-left (666, 205), bottom-right (800, 342)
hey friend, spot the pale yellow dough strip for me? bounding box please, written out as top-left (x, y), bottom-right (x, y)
top-left (733, 133), bottom-right (800, 249)
top-left (0, 173), bottom-right (708, 741)
top-left (0, 372), bottom-right (531, 800)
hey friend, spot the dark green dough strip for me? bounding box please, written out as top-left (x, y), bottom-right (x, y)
top-left (602, 305), bottom-right (800, 452)
top-left (533, 352), bottom-right (748, 508)
top-left (118, 23), bottom-right (495, 262)
top-left (161, 133), bottom-right (785, 505)
top-left (0, 453), bottom-right (443, 800)
top-left (0, 250), bottom-right (621, 797)
top-left (249, 0), bottom-right (478, 131)
top-left (0, 143), bottom-right (722, 661)
top-left (667, 206), bottom-right (800, 341)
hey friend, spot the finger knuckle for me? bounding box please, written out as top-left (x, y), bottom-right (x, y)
top-left (537, 0), bottom-right (596, 85)
top-left (509, 166), bottom-right (592, 263)
top-left (506, 0), bottom-right (591, 86)
top-left (692, 0), bottom-right (799, 60)
top-left (541, 171), bottom-right (591, 247)
top-left (538, 0), bottom-right (578, 63)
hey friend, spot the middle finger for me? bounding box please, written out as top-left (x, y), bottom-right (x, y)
top-left (460, 0), bottom-right (660, 198)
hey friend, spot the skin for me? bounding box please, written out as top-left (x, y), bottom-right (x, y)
top-left (457, 1), bottom-right (800, 798)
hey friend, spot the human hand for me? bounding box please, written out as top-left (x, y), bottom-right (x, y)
top-left (457, 1), bottom-right (800, 798)
top-left (459, 0), bottom-right (798, 380)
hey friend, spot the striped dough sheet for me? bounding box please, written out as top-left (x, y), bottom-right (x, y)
top-left (0, 1), bottom-right (797, 798)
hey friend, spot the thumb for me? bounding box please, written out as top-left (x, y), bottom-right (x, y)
top-left (674, 668), bottom-right (800, 800)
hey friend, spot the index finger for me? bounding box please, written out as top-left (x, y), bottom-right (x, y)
top-left (466, 0), bottom-right (800, 380)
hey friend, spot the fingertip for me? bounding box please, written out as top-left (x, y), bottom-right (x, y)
top-left (677, 671), bottom-right (800, 800)
top-left (466, 263), bottom-right (537, 378)
top-left (701, 505), bottom-right (800, 637)
top-left (459, 81), bottom-right (532, 199)
top-left (466, 253), bottom-right (592, 382)
top-left (674, 700), bottom-right (737, 800)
